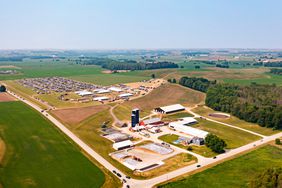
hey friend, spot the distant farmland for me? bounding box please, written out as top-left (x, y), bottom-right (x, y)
top-left (0, 101), bottom-right (105, 188)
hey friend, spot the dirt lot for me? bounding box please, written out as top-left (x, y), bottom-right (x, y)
top-left (0, 93), bottom-right (16, 102)
top-left (0, 65), bottom-right (21, 69)
top-left (52, 105), bottom-right (109, 126)
top-left (127, 83), bottom-right (205, 109)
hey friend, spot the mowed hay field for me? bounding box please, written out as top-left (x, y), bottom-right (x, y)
top-left (0, 102), bottom-right (105, 188)
top-left (114, 83), bottom-right (206, 121)
top-left (0, 92), bottom-right (16, 102)
top-left (52, 105), bottom-right (109, 126)
top-left (159, 145), bottom-right (282, 188)
top-left (192, 106), bottom-right (280, 136)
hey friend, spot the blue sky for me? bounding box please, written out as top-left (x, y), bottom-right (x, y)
top-left (0, 0), bottom-right (282, 49)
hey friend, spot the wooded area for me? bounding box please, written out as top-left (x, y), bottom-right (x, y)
top-left (76, 57), bottom-right (178, 70)
top-left (206, 83), bottom-right (282, 129)
top-left (179, 77), bottom-right (216, 92)
top-left (270, 68), bottom-right (282, 75)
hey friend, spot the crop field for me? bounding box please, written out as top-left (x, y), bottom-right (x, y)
top-left (159, 134), bottom-right (217, 157)
top-left (0, 60), bottom-right (150, 85)
top-left (0, 101), bottom-right (105, 188)
top-left (192, 106), bottom-right (279, 136)
top-left (159, 145), bottom-right (282, 188)
top-left (114, 83), bottom-right (206, 121)
top-left (192, 119), bottom-right (261, 148)
top-left (52, 105), bottom-right (109, 126)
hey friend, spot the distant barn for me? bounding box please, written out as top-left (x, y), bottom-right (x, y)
top-left (154, 104), bottom-right (185, 114)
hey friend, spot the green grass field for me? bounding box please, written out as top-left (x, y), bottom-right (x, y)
top-left (0, 101), bottom-right (105, 188)
top-left (159, 145), bottom-right (282, 188)
top-left (0, 60), bottom-right (150, 85)
top-left (159, 134), bottom-right (217, 157)
top-left (192, 119), bottom-right (261, 149)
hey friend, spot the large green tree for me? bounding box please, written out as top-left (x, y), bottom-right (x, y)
top-left (249, 168), bottom-right (282, 188)
top-left (205, 133), bottom-right (227, 153)
top-left (0, 85), bottom-right (6, 92)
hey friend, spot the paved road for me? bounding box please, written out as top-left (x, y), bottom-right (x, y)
top-left (8, 90), bottom-right (282, 188)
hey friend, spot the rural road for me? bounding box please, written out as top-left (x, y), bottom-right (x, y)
top-left (7, 90), bottom-right (282, 188)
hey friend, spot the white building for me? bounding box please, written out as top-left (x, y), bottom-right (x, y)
top-left (119, 93), bottom-right (133, 98)
top-left (75, 90), bottom-right (93, 96)
top-left (155, 104), bottom-right (185, 114)
top-left (169, 120), bottom-right (208, 138)
top-left (179, 117), bottom-right (198, 125)
top-left (93, 96), bottom-right (109, 101)
top-left (109, 87), bottom-right (122, 92)
top-left (95, 89), bottom-right (111, 94)
top-left (113, 140), bottom-right (133, 150)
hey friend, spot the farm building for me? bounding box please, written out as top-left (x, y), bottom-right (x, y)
top-left (179, 117), bottom-right (198, 125)
top-left (109, 87), bottom-right (122, 92)
top-left (155, 104), bottom-right (185, 114)
top-left (119, 93), bottom-right (133, 98)
top-left (93, 96), bottom-right (109, 101)
top-left (95, 89), bottom-right (111, 94)
top-left (75, 90), bottom-right (93, 96)
top-left (169, 121), bottom-right (208, 138)
top-left (113, 140), bottom-right (133, 150)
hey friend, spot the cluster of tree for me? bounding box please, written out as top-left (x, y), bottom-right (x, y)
top-left (275, 138), bottom-right (281, 145)
top-left (206, 83), bottom-right (282, 129)
top-left (270, 68), bottom-right (282, 75)
top-left (264, 62), bottom-right (282, 67)
top-left (216, 64), bottom-right (229, 68)
top-left (0, 85), bottom-right (6, 92)
top-left (205, 133), bottom-right (226, 153)
top-left (76, 57), bottom-right (178, 70)
top-left (167, 78), bottom-right (177, 83)
top-left (0, 57), bottom-right (24, 61)
top-left (249, 168), bottom-right (282, 188)
top-left (179, 77), bottom-right (216, 92)
top-left (102, 61), bottom-right (178, 70)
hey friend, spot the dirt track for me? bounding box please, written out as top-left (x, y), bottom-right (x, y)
top-left (0, 93), bottom-right (16, 102)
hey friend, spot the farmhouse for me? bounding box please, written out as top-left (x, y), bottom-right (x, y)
top-left (113, 140), bottom-right (133, 150)
top-left (155, 104), bottom-right (185, 114)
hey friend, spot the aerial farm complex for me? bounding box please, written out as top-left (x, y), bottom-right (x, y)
top-left (1, 49), bottom-right (282, 188)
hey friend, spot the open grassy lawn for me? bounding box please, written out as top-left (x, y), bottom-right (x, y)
top-left (192, 119), bottom-right (261, 149)
top-left (159, 145), bottom-right (282, 188)
top-left (0, 101), bottom-right (105, 188)
top-left (162, 112), bottom-right (193, 121)
top-left (114, 83), bottom-right (205, 121)
top-left (192, 106), bottom-right (279, 136)
top-left (159, 134), bottom-right (217, 158)
top-left (70, 73), bottom-right (149, 86)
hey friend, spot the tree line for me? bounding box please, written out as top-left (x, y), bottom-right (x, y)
top-left (249, 168), bottom-right (282, 188)
top-left (264, 62), bottom-right (282, 67)
top-left (179, 77), bottom-right (216, 92)
top-left (206, 83), bottom-right (282, 130)
top-left (76, 57), bottom-right (178, 70)
top-left (270, 68), bottom-right (282, 75)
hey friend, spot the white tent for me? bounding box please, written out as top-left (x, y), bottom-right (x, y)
top-left (93, 96), bottom-right (109, 101)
